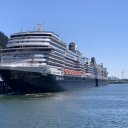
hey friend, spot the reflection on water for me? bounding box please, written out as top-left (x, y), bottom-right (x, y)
top-left (0, 84), bottom-right (128, 128)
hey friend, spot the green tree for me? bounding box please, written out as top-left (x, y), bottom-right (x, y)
top-left (0, 32), bottom-right (8, 48)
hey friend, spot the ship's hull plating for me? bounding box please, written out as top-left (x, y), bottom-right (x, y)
top-left (0, 69), bottom-right (107, 93)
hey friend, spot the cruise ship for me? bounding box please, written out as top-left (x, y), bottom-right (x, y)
top-left (0, 26), bottom-right (108, 93)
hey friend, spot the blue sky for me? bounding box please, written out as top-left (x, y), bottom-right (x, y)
top-left (0, 0), bottom-right (128, 78)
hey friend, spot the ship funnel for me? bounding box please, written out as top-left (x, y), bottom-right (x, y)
top-left (69, 42), bottom-right (77, 52)
top-left (91, 57), bottom-right (96, 65)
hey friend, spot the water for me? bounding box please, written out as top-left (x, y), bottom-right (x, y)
top-left (0, 84), bottom-right (128, 128)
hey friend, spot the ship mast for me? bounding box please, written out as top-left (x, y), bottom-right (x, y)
top-left (36, 24), bottom-right (43, 31)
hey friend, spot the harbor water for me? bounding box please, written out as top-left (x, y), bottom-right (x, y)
top-left (0, 84), bottom-right (127, 128)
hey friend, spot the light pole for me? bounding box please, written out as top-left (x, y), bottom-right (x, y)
top-left (122, 71), bottom-right (124, 79)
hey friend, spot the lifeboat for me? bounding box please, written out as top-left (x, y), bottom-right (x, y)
top-left (64, 69), bottom-right (84, 76)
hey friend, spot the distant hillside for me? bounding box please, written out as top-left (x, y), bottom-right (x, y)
top-left (0, 32), bottom-right (8, 48)
top-left (108, 76), bottom-right (119, 80)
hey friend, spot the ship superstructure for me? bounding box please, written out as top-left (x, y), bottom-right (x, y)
top-left (0, 26), bottom-right (108, 93)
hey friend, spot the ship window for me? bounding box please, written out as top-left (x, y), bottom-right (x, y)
top-left (11, 34), bottom-right (52, 38)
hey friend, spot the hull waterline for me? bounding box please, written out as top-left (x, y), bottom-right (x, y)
top-left (0, 69), bottom-right (107, 93)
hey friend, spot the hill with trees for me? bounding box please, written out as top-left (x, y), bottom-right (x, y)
top-left (0, 32), bottom-right (8, 48)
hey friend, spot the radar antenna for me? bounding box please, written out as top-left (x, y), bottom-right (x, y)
top-left (36, 23), bottom-right (43, 31)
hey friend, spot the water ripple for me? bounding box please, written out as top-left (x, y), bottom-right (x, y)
top-left (0, 84), bottom-right (128, 128)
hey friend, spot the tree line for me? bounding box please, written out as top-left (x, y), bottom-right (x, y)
top-left (0, 31), bottom-right (8, 48)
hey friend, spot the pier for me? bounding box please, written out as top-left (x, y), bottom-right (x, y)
top-left (108, 79), bottom-right (128, 84)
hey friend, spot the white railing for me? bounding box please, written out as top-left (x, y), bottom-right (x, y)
top-left (0, 62), bottom-right (46, 67)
